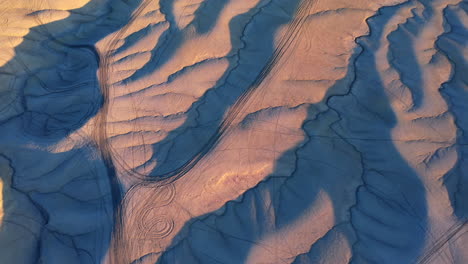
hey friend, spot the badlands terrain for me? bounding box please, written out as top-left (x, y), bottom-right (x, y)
top-left (0, 0), bottom-right (467, 263)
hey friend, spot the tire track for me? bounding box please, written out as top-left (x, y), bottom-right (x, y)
top-left (416, 221), bottom-right (467, 264)
top-left (93, 0), bottom-right (153, 209)
top-left (104, 1), bottom-right (318, 263)
top-left (106, 0), bottom-right (318, 186)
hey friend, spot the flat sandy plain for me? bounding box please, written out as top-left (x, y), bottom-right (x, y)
top-left (0, 0), bottom-right (467, 263)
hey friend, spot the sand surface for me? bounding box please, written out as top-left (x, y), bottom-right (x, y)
top-left (0, 0), bottom-right (467, 263)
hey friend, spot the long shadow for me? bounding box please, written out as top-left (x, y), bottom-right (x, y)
top-left (412, 4), bottom-right (468, 262)
top-left (437, 2), bottom-right (468, 220)
top-left (156, 3), bottom-right (429, 263)
top-left (193, 0), bottom-right (230, 34)
top-left (386, 0), bottom-right (437, 111)
top-left (121, 0), bottom-right (230, 84)
top-left (110, 1), bottom-right (310, 262)
top-left (322, 4), bottom-right (428, 262)
top-left (0, 0), bottom-right (141, 263)
top-left (132, 0), bottom-right (305, 180)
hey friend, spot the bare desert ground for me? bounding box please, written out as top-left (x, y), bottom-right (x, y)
top-left (0, 0), bottom-right (467, 263)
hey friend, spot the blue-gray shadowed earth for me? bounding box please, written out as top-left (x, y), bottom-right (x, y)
top-left (0, 0), bottom-right (467, 264)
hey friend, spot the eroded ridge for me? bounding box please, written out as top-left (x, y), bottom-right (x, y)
top-left (0, 0), bottom-right (467, 263)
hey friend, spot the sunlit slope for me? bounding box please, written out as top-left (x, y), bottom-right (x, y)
top-left (0, 0), bottom-right (467, 263)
